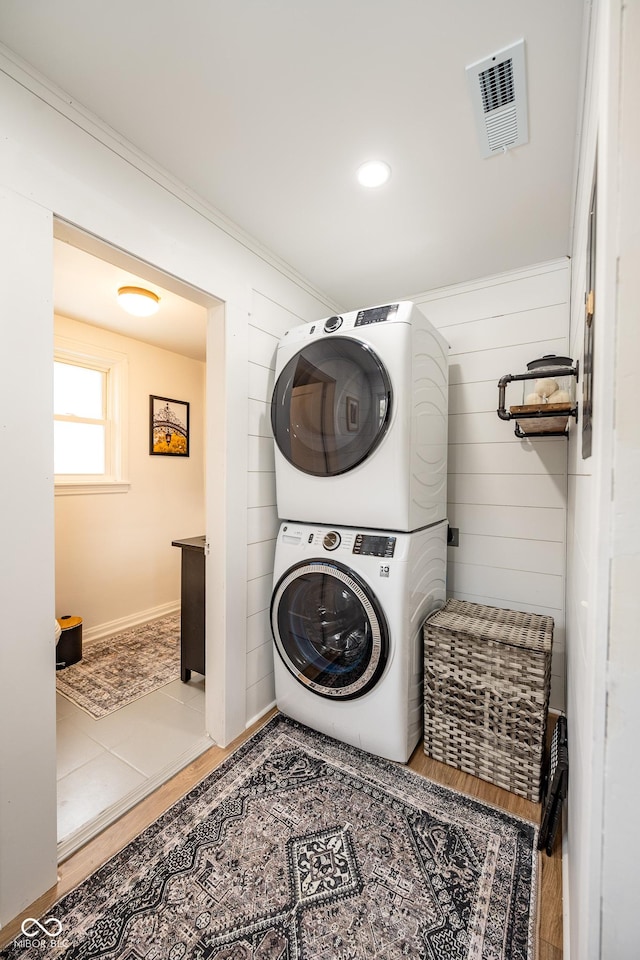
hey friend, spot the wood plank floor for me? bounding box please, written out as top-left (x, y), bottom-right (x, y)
top-left (1, 708), bottom-right (563, 955)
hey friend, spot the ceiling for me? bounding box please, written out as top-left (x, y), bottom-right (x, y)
top-left (53, 237), bottom-right (209, 361)
top-left (1, 0), bottom-right (586, 334)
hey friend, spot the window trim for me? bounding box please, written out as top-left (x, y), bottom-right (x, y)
top-left (54, 337), bottom-right (129, 495)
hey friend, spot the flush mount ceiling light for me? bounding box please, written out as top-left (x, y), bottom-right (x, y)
top-left (117, 286), bottom-right (160, 317)
top-left (356, 160), bottom-right (391, 188)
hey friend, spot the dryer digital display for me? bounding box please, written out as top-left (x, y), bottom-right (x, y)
top-left (271, 338), bottom-right (392, 477)
top-left (354, 303), bottom-right (399, 326)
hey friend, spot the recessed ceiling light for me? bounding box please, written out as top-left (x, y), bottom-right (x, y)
top-left (117, 286), bottom-right (160, 317)
top-left (357, 160), bottom-right (391, 188)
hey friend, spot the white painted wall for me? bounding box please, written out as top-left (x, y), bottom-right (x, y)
top-left (600, 2), bottom-right (640, 950)
top-left (564, 4), bottom-right (605, 953)
top-left (600, 1), bottom-right (640, 951)
top-left (54, 315), bottom-right (206, 634)
top-left (412, 260), bottom-right (570, 711)
top-left (0, 189), bottom-right (58, 936)
top-left (0, 58), bottom-right (336, 927)
top-left (566, 0), bottom-right (640, 956)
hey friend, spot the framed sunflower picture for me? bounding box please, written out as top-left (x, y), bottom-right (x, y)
top-left (149, 395), bottom-right (190, 457)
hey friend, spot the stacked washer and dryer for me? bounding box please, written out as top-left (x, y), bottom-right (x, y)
top-left (269, 301), bottom-right (449, 762)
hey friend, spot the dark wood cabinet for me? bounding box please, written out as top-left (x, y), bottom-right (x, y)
top-left (171, 535), bottom-right (206, 682)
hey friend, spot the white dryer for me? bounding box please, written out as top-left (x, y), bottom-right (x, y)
top-left (271, 519), bottom-right (447, 763)
top-left (271, 301), bottom-right (448, 532)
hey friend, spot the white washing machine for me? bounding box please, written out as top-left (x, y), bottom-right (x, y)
top-left (271, 519), bottom-right (447, 763)
top-left (271, 301), bottom-right (449, 532)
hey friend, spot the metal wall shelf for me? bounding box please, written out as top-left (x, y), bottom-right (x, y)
top-left (497, 362), bottom-right (579, 439)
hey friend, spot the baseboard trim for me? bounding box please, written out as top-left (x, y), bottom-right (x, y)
top-left (246, 700), bottom-right (277, 731)
top-left (56, 734), bottom-right (212, 864)
top-left (82, 602), bottom-right (180, 644)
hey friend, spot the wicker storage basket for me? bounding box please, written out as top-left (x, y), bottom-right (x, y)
top-left (423, 598), bottom-right (553, 801)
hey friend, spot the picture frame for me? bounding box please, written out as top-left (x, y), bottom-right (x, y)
top-left (149, 395), bottom-right (190, 457)
top-left (346, 396), bottom-right (359, 432)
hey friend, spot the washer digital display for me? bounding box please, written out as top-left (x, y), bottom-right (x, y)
top-left (353, 534), bottom-right (396, 558)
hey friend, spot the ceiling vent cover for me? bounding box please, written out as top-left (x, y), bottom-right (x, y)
top-left (466, 39), bottom-right (528, 158)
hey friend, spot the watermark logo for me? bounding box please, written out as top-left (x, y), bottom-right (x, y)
top-left (20, 917), bottom-right (63, 938)
top-left (13, 916), bottom-right (68, 950)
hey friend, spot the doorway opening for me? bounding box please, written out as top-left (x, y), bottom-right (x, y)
top-left (53, 219), bottom-right (223, 860)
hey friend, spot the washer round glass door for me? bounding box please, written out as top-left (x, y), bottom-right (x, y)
top-left (271, 560), bottom-right (389, 699)
top-left (271, 337), bottom-right (392, 477)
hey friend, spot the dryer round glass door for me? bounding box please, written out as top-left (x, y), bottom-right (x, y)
top-left (271, 338), bottom-right (392, 477)
top-left (271, 560), bottom-right (389, 699)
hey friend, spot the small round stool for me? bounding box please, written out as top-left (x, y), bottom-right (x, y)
top-left (56, 615), bottom-right (83, 670)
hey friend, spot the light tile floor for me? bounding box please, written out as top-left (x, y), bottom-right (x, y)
top-left (56, 674), bottom-right (210, 846)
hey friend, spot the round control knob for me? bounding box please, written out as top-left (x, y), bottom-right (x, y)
top-left (323, 315), bottom-right (343, 333)
top-left (323, 530), bottom-right (341, 551)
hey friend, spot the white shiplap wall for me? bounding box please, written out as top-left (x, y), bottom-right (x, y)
top-left (413, 259), bottom-right (570, 711)
top-left (246, 291), bottom-right (318, 723)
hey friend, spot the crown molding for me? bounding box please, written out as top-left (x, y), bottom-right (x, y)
top-left (0, 43), bottom-right (341, 314)
top-left (407, 257), bottom-right (570, 304)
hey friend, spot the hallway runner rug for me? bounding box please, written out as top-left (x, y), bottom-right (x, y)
top-left (55, 614), bottom-right (181, 718)
top-left (1, 715), bottom-right (539, 960)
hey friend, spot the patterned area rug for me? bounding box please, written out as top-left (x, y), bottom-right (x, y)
top-left (2, 715), bottom-right (539, 960)
top-left (56, 614), bottom-right (181, 718)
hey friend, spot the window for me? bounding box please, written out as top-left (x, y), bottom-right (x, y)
top-left (54, 361), bottom-right (107, 474)
top-left (54, 340), bottom-right (128, 494)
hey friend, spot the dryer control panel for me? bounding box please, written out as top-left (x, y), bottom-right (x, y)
top-left (352, 533), bottom-right (396, 558)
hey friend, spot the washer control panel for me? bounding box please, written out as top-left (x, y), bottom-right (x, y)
top-left (354, 303), bottom-right (399, 327)
top-left (290, 527), bottom-right (398, 558)
top-left (352, 533), bottom-right (396, 558)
